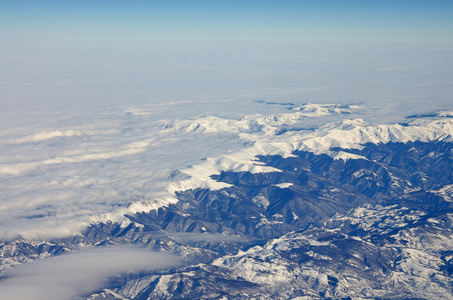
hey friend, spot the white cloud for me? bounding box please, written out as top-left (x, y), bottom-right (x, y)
top-left (0, 246), bottom-right (180, 300)
top-left (0, 138), bottom-right (154, 176)
top-left (14, 130), bottom-right (86, 143)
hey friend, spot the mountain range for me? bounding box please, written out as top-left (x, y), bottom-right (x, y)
top-left (2, 106), bottom-right (453, 299)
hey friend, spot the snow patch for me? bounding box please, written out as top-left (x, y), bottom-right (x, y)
top-left (273, 182), bottom-right (293, 189)
top-left (251, 194), bottom-right (270, 209)
top-left (430, 184), bottom-right (453, 202)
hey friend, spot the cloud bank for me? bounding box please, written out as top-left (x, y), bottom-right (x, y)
top-left (0, 246), bottom-right (180, 300)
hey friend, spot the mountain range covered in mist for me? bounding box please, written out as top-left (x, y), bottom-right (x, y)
top-left (2, 104), bottom-right (453, 299)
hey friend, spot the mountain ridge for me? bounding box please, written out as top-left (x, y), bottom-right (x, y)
top-left (2, 108), bottom-right (453, 299)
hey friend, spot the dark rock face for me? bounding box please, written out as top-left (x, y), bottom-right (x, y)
top-left (2, 141), bottom-right (453, 299)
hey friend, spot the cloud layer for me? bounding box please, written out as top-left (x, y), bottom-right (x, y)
top-left (0, 246), bottom-right (180, 300)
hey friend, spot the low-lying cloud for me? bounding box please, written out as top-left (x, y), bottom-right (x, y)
top-left (0, 245), bottom-right (180, 300)
top-left (14, 130), bottom-right (86, 143)
top-left (0, 106), bottom-right (249, 240)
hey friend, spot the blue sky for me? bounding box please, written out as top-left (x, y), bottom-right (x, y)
top-left (1, 0), bottom-right (452, 43)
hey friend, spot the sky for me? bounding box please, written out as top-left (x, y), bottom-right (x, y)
top-left (1, 0), bottom-right (453, 43)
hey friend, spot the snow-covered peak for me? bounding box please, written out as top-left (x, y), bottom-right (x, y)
top-left (292, 103), bottom-right (360, 115)
top-left (438, 111), bottom-right (453, 117)
top-left (165, 107), bottom-right (453, 194)
top-left (162, 115), bottom-right (270, 135)
top-left (162, 103), bottom-right (361, 138)
top-left (126, 198), bottom-right (178, 214)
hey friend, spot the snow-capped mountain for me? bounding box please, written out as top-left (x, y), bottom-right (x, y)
top-left (2, 105), bottom-right (453, 299)
top-left (163, 107), bottom-right (453, 194)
